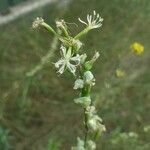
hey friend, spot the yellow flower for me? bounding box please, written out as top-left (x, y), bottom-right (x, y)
top-left (116, 69), bottom-right (125, 78)
top-left (131, 42), bottom-right (144, 55)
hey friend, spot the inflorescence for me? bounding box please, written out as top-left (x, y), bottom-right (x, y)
top-left (32, 10), bottom-right (105, 150)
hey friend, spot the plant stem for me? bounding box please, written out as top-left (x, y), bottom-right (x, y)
top-left (84, 108), bottom-right (88, 148)
top-left (81, 85), bottom-right (91, 148)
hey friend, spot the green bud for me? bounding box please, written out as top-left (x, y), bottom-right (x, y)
top-left (84, 61), bottom-right (93, 70)
top-left (84, 52), bottom-right (100, 70)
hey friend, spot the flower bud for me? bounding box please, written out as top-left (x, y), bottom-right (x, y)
top-left (84, 71), bottom-right (95, 86)
top-left (56, 19), bottom-right (69, 37)
top-left (74, 97), bottom-right (91, 108)
top-left (73, 79), bottom-right (84, 89)
top-left (32, 17), bottom-right (44, 29)
top-left (84, 52), bottom-right (100, 70)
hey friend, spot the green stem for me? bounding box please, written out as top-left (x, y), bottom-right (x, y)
top-left (41, 23), bottom-right (66, 40)
top-left (42, 22), bottom-right (57, 35)
top-left (81, 85), bottom-right (91, 148)
top-left (84, 108), bottom-right (88, 148)
top-left (74, 27), bottom-right (90, 40)
top-left (61, 26), bottom-right (70, 38)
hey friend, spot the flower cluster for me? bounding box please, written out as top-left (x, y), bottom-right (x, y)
top-left (86, 106), bottom-right (106, 134)
top-left (33, 10), bottom-right (105, 150)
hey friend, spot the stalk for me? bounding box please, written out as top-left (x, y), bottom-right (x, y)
top-left (81, 82), bottom-right (91, 148)
top-left (32, 11), bottom-right (105, 150)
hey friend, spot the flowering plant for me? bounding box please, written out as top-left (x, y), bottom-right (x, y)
top-left (32, 10), bottom-right (105, 149)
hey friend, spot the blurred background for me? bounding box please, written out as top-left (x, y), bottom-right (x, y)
top-left (0, 0), bottom-right (150, 149)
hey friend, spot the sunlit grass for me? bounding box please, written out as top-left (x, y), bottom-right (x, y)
top-left (0, 0), bottom-right (149, 149)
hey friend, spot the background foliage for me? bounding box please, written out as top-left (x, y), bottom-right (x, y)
top-left (0, 0), bottom-right (150, 149)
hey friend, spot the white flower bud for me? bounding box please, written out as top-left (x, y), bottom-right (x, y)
top-left (84, 71), bottom-right (94, 81)
top-left (84, 71), bottom-right (95, 86)
top-left (56, 19), bottom-right (65, 28)
top-left (73, 79), bottom-right (84, 89)
top-left (32, 17), bottom-right (44, 29)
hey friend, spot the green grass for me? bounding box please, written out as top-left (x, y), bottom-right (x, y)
top-left (0, 0), bottom-right (150, 149)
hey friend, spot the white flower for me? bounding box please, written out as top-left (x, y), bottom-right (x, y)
top-left (87, 140), bottom-right (96, 150)
top-left (32, 17), bottom-right (44, 29)
top-left (74, 79), bottom-right (84, 89)
top-left (84, 71), bottom-right (95, 86)
top-left (54, 46), bottom-right (80, 75)
top-left (78, 10), bottom-right (103, 29)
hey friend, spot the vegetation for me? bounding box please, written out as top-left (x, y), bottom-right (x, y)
top-left (0, 0), bottom-right (149, 149)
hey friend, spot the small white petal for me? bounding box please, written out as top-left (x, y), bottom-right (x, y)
top-left (93, 10), bottom-right (96, 16)
top-left (54, 59), bottom-right (64, 68)
top-left (67, 63), bottom-right (76, 75)
top-left (78, 18), bottom-right (87, 25)
top-left (58, 64), bottom-right (65, 74)
top-left (60, 45), bottom-right (67, 57)
top-left (70, 54), bottom-right (81, 65)
top-left (79, 11), bottom-right (103, 30)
